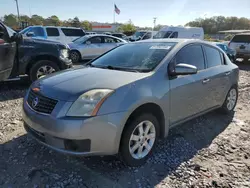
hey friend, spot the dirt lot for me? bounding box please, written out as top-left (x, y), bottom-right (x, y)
top-left (0, 64), bottom-right (250, 188)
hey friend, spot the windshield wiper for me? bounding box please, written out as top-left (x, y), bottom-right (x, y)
top-left (102, 65), bottom-right (141, 72)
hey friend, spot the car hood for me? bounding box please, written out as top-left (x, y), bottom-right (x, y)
top-left (35, 66), bottom-right (151, 101)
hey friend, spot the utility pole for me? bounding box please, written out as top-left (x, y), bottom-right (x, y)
top-left (153, 17), bottom-right (157, 31)
top-left (14, 0), bottom-right (20, 26)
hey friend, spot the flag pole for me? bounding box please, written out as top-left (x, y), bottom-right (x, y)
top-left (113, 3), bottom-right (115, 24)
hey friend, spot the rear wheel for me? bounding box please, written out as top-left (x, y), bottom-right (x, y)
top-left (70, 50), bottom-right (81, 63)
top-left (221, 86), bottom-right (238, 113)
top-left (120, 113), bottom-right (159, 166)
top-left (29, 60), bottom-right (59, 82)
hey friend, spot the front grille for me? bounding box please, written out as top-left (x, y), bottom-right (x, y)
top-left (27, 90), bottom-right (58, 114)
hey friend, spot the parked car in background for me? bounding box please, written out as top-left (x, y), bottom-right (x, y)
top-left (153, 26), bottom-right (204, 40)
top-left (20, 26), bottom-right (86, 44)
top-left (228, 33), bottom-right (250, 62)
top-left (23, 39), bottom-right (238, 166)
top-left (68, 34), bottom-right (127, 63)
top-left (212, 42), bottom-right (236, 63)
top-left (140, 31), bottom-right (158, 40)
top-left (112, 33), bottom-right (127, 40)
top-left (0, 22), bottom-right (18, 81)
top-left (129, 31), bottom-right (149, 41)
top-left (0, 22), bottom-right (72, 82)
top-left (86, 32), bottom-right (97, 35)
top-left (103, 32), bottom-right (111, 35)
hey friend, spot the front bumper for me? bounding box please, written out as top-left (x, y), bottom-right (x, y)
top-left (22, 100), bottom-right (127, 156)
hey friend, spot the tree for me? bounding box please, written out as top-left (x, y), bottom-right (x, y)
top-left (45, 15), bottom-right (61, 26)
top-left (71, 17), bottom-right (81, 27)
top-left (81, 20), bottom-right (91, 31)
top-left (117, 21), bottom-right (136, 35)
top-left (153, 24), bottom-right (164, 31)
top-left (3, 14), bottom-right (18, 28)
top-left (30, 15), bottom-right (44, 25)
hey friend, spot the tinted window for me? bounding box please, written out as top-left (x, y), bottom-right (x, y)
top-left (170, 32), bottom-right (178, 38)
top-left (142, 32), bottom-right (152, 40)
top-left (231, 35), bottom-right (250, 43)
top-left (46, 28), bottom-right (59, 36)
top-left (204, 46), bottom-right (222, 68)
top-left (31, 27), bottom-right (45, 37)
top-left (91, 42), bottom-right (176, 71)
top-left (216, 44), bottom-right (227, 51)
top-left (87, 36), bottom-right (102, 43)
top-left (61, 28), bottom-right (85, 36)
top-left (175, 45), bottom-right (205, 70)
top-left (104, 37), bottom-right (120, 43)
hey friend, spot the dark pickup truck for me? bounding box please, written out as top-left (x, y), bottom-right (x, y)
top-left (0, 22), bottom-right (72, 82)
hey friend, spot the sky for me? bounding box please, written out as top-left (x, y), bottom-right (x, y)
top-left (1, 0), bottom-right (250, 27)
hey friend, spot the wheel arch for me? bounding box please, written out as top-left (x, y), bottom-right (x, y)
top-left (26, 54), bottom-right (61, 74)
top-left (119, 102), bottom-right (167, 151)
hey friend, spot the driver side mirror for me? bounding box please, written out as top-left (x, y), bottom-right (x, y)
top-left (169, 63), bottom-right (197, 76)
top-left (85, 41), bottom-right (91, 45)
top-left (26, 32), bottom-right (35, 37)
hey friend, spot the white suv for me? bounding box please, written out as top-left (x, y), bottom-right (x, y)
top-left (229, 33), bottom-right (250, 62)
top-left (20, 26), bottom-right (86, 44)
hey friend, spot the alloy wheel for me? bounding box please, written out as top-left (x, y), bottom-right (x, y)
top-left (129, 120), bottom-right (156, 159)
top-left (36, 65), bottom-right (56, 79)
top-left (226, 88), bottom-right (237, 111)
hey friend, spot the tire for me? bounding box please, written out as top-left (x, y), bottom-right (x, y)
top-left (120, 113), bottom-right (160, 166)
top-left (29, 60), bottom-right (60, 82)
top-left (221, 85), bottom-right (238, 114)
top-left (70, 50), bottom-right (81, 63)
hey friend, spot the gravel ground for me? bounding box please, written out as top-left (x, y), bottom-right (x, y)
top-left (0, 64), bottom-right (250, 188)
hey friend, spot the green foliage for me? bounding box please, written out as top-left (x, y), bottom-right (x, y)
top-left (224, 34), bottom-right (233, 41)
top-left (186, 16), bottom-right (250, 34)
top-left (4, 14), bottom-right (18, 28)
top-left (117, 21), bottom-right (136, 35)
top-left (204, 34), bottom-right (211, 40)
top-left (81, 21), bottom-right (92, 31)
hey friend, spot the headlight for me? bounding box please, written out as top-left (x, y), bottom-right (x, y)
top-left (67, 89), bottom-right (114, 117)
top-left (60, 49), bottom-right (69, 58)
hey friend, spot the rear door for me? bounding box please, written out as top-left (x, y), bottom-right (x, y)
top-left (230, 35), bottom-right (250, 55)
top-left (202, 45), bottom-right (231, 107)
top-left (0, 23), bottom-right (16, 81)
top-left (82, 36), bottom-right (103, 59)
top-left (102, 36), bottom-right (120, 53)
top-left (45, 27), bottom-right (61, 43)
top-left (61, 28), bottom-right (85, 43)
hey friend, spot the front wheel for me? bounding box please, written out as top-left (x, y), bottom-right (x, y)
top-left (221, 86), bottom-right (238, 113)
top-left (120, 113), bottom-right (159, 166)
top-left (70, 50), bottom-right (81, 63)
top-left (29, 60), bottom-right (59, 82)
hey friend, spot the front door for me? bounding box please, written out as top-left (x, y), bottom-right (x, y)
top-left (169, 44), bottom-right (210, 125)
top-left (0, 23), bottom-right (16, 81)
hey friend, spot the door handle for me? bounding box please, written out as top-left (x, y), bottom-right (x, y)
top-left (225, 71), bottom-right (231, 76)
top-left (202, 78), bottom-right (210, 84)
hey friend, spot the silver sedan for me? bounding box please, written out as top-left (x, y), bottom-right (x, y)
top-left (68, 34), bottom-right (127, 63)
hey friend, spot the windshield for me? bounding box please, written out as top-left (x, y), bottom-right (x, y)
top-left (72, 35), bottom-right (89, 44)
top-left (20, 27), bottom-right (31, 34)
top-left (91, 42), bottom-right (176, 72)
top-left (153, 31), bottom-right (172, 39)
top-left (134, 31), bottom-right (147, 38)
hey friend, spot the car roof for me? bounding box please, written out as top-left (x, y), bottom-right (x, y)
top-left (30, 25), bottom-right (83, 29)
top-left (135, 38), bottom-right (196, 43)
top-left (84, 34), bottom-right (127, 42)
top-left (235, 33), bottom-right (250, 36)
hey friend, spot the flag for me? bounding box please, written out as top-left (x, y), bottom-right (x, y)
top-left (114, 4), bottom-right (120, 15)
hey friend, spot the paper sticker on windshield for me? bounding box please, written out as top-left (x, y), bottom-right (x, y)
top-left (150, 46), bottom-right (172, 50)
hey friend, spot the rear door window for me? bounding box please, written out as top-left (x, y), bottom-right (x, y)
top-left (87, 36), bottom-right (102, 44)
top-left (175, 45), bottom-right (205, 70)
top-left (61, 28), bottom-right (85, 36)
top-left (104, 37), bottom-right (120, 43)
top-left (231, 35), bottom-right (250, 43)
top-left (46, 28), bottom-right (60, 36)
top-left (204, 46), bottom-right (222, 68)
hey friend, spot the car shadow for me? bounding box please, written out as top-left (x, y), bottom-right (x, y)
top-left (0, 78), bottom-right (29, 102)
top-left (0, 110), bottom-right (234, 187)
top-left (237, 63), bottom-right (250, 71)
